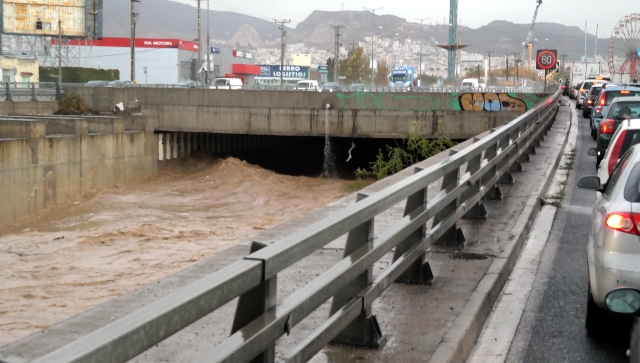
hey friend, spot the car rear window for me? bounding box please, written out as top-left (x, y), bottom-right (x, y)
top-left (624, 162), bottom-right (640, 202)
top-left (603, 91), bottom-right (640, 105)
top-left (591, 87), bottom-right (603, 97)
top-left (606, 102), bottom-right (640, 119)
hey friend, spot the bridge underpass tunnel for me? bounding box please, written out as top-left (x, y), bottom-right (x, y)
top-left (157, 131), bottom-right (455, 179)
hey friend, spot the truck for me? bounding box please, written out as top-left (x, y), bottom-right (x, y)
top-left (570, 61), bottom-right (603, 87)
top-left (461, 78), bottom-right (486, 90)
top-left (389, 66), bottom-right (416, 89)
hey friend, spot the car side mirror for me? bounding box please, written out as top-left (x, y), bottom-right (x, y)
top-left (593, 112), bottom-right (603, 118)
top-left (577, 176), bottom-right (601, 190)
top-left (587, 148), bottom-right (599, 156)
top-left (605, 289), bottom-right (640, 314)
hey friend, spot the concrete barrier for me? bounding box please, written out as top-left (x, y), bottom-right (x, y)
top-left (0, 116), bottom-right (158, 228)
top-left (0, 101), bottom-right (58, 115)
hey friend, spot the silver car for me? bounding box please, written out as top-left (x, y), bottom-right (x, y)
top-left (578, 145), bottom-right (640, 337)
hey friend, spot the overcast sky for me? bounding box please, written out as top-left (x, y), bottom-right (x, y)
top-left (173, 0), bottom-right (632, 37)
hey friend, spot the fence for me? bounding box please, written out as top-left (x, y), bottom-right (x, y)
top-left (0, 82), bottom-right (76, 101)
top-left (19, 89), bottom-right (561, 363)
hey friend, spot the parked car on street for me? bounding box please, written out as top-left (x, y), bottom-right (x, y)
top-left (348, 83), bottom-right (365, 92)
top-left (576, 145), bottom-right (640, 342)
top-left (320, 82), bottom-right (341, 92)
top-left (84, 80), bottom-right (109, 87)
top-left (295, 80), bottom-right (319, 91)
top-left (175, 80), bottom-right (201, 88)
top-left (211, 78), bottom-right (243, 89)
top-left (105, 80), bottom-right (135, 88)
top-left (592, 96), bottom-right (640, 167)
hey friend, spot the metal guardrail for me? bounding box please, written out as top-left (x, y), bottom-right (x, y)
top-left (0, 82), bottom-right (76, 101)
top-left (22, 89), bottom-right (561, 363)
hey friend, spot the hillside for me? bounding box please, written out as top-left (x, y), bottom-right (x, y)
top-left (103, 2), bottom-right (610, 61)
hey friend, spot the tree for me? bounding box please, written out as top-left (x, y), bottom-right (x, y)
top-left (375, 60), bottom-right (390, 86)
top-left (326, 57), bottom-right (335, 82)
top-left (339, 47), bottom-right (371, 84)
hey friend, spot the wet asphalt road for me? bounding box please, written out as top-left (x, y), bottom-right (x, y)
top-left (505, 99), bottom-right (632, 362)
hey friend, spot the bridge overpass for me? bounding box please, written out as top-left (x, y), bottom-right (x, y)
top-left (0, 89), bottom-right (578, 363)
top-left (67, 86), bottom-right (544, 140)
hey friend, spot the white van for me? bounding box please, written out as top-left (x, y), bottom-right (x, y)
top-left (211, 78), bottom-right (243, 89)
top-left (295, 80), bottom-right (319, 91)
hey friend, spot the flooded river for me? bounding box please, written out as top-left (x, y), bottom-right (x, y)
top-left (0, 156), bottom-right (361, 346)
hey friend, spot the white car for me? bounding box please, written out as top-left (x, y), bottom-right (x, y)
top-left (578, 145), bottom-right (640, 342)
top-left (593, 119), bottom-right (640, 184)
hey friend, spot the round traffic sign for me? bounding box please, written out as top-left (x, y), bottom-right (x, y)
top-left (537, 50), bottom-right (557, 70)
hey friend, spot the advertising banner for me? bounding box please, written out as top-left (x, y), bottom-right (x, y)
top-left (2, 0), bottom-right (90, 37)
top-left (259, 65), bottom-right (309, 79)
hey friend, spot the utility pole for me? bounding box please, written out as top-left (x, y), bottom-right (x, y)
top-left (487, 51), bottom-right (492, 86)
top-left (58, 20), bottom-right (62, 83)
top-left (206, 0), bottom-right (210, 85)
top-left (363, 7), bottom-right (384, 84)
top-left (513, 52), bottom-right (520, 82)
top-left (594, 24), bottom-right (598, 61)
top-left (560, 53), bottom-right (567, 72)
top-left (197, 0), bottom-right (202, 82)
top-left (275, 19), bottom-right (291, 87)
top-left (414, 18), bottom-right (430, 81)
top-left (506, 54), bottom-right (509, 82)
top-left (331, 24), bottom-right (345, 83)
top-left (130, 0), bottom-right (140, 82)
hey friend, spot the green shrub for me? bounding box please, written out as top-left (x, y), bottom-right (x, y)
top-left (40, 67), bottom-right (119, 83)
top-left (355, 133), bottom-right (457, 180)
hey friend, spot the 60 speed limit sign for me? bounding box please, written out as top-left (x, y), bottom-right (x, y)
top-left (536, 49), bottom-right (557, 70)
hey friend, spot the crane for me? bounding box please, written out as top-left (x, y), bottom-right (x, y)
top-left (521, 0), bottom-right (543, 70)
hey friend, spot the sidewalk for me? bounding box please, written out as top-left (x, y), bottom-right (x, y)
top-left (0, 104), bottom-right (572, 363)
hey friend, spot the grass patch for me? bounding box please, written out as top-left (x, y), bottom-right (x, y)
top-left (345, 179), bottom-right (373, 194)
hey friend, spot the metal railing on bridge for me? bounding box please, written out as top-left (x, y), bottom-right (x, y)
top-left (0, 82), bottom-right (76, 102)
top-left (22, 89), bottom-right (561, 363)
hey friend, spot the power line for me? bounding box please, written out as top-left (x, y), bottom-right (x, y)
top-left (274, 19), bottom-right (291, 87)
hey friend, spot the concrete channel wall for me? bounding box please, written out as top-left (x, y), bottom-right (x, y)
top-left (0, 116), bottom-right (158, 228)
top-left (0, 101), bottom-right (58, 115)
top-left (66, 87), bottom-right (545, 139)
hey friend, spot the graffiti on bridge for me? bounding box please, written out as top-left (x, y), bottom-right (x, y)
top-left (336, 91), bottom-right (537, 112)
top-left (458, 92), bottom-right (528, 112)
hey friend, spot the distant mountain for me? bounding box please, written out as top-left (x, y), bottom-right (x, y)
top-left (103, 2), bottom-right (609, 62)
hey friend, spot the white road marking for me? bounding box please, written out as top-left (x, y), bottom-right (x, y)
top-left (467, 205), bottom-right (557, 363)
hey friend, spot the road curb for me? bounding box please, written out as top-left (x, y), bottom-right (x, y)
top-left (428, 101), bottom-right (574, 363)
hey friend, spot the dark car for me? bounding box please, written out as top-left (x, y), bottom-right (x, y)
top-left (592, 86), bottom-right (640, 142)
top-left (583, 83), bottom-right (604, 118)
top-left (175, 80), bottom-right (201, 88)
top-left (594, 96), bottom-right (640, 166)
top-left (561, 80), bottom-right (570, 96)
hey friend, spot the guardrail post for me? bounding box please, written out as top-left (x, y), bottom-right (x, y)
top-left (5, 82), bottom-right (13, 102)
top-left (434, 151), bottom-right (466, 245)
top-left (462, 138), bottom-right (488, 220)
top-left (482, 134), bottom-right (503, 200)
top-left (231, 241), bottom-right (276, 363)
top-left (394, 167), bottom-right (435, 283)
top-left (30, 83), bottom-right (38, 102)
top-left (497, 133), bottom-right (514, 185)
top-left (330, 193), bottom-right (387, 348)
top-left (55, 82), bottom-right (62, 100)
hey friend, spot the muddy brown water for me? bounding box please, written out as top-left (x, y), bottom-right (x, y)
top-left (0, 156), bottom-right (363, 347)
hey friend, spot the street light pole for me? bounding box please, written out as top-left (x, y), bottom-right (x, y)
top-left (414, 18), bottom-right (430, 83)
top-left (363, 7), bottom-right (384, 84)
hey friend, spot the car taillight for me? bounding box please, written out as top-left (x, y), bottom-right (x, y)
top-left (580, 87), bottom-right (585, 94)
top-left (608, 129), bottom-right (628, 175)
top-left (596, 105), bottom-right (603, 113)
top-left (601, 119), bottom-right (616, 134)
top-left (587, 99), bottom-right (593, 105)
top-left (600, 93), bottom-right (607, 105)
top-left (605, 212), bottom-right (640, 235)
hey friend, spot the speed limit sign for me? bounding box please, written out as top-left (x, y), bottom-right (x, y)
top-left (536, 49), bottom-right (558, 70)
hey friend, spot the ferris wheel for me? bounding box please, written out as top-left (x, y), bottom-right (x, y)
top-left (608, 13), bottom-right (640, 80)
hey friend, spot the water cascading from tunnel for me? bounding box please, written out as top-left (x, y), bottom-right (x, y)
top-left (323, 103), bottom-right (335, 178)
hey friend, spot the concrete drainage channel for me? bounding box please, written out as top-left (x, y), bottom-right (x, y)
top-left (0, 97), bottom-right (569, 363)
